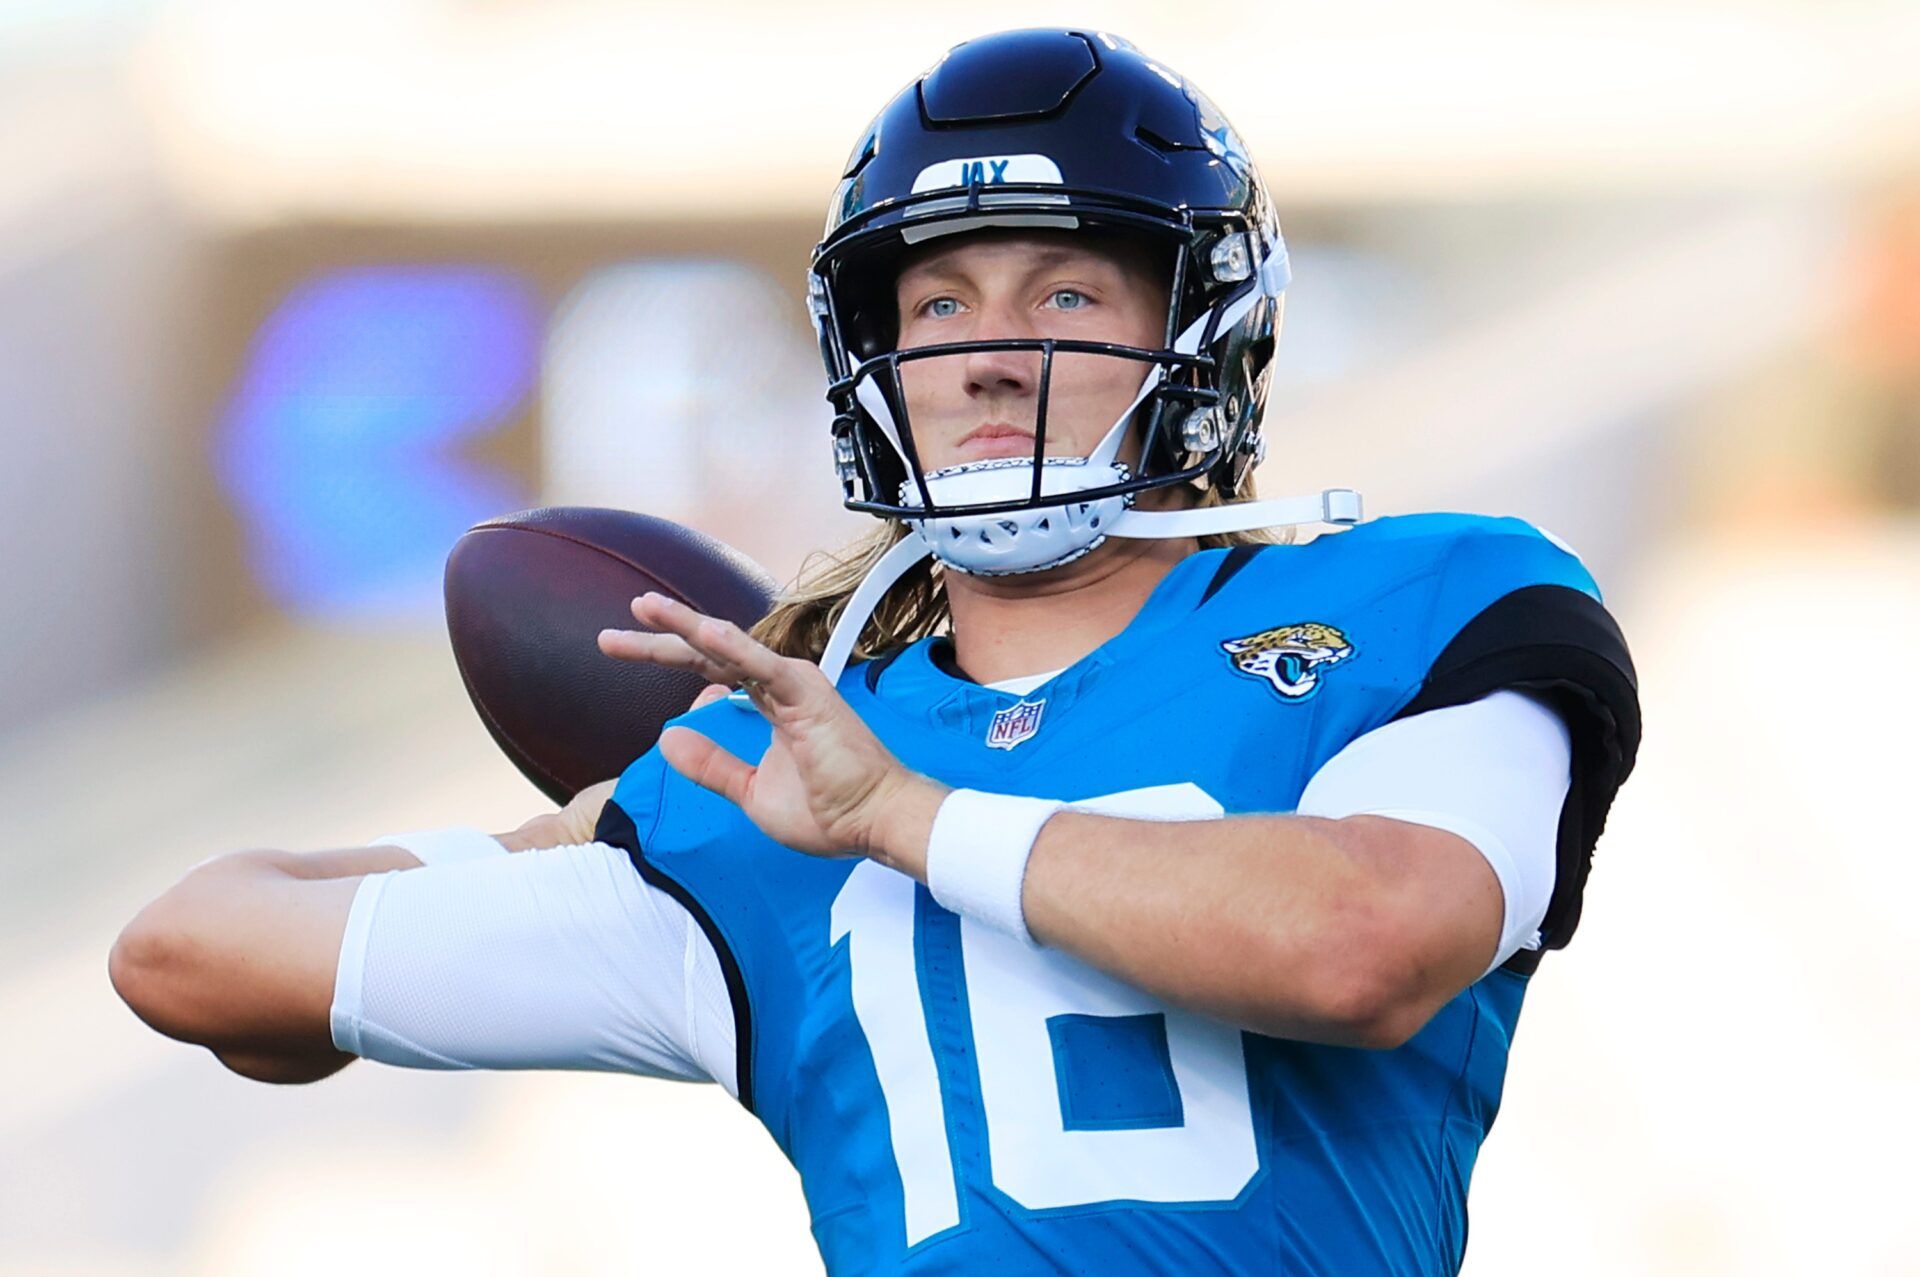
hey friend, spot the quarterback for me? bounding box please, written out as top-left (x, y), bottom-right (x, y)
top-left (110, 29), bottom-right (1640, 1276)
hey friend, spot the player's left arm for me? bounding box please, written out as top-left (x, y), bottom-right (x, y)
top-left (987, 706), bottom-right (1544, 1050)
top-left (848, 690), bottom-right (1560, 1050)
top-left (1016, 816), bottom-right (1498, 1049)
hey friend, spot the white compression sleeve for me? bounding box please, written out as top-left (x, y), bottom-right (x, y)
top-left (1295, 689), bottom-right (1573, 976)
top-left (329, 841), bottom-right (739, 1094)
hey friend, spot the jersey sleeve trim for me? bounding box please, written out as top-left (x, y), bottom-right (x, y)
top-left (1390, 582), bottom-right (1641, 972)
top-left (594, 794), bottom-right (757, 1113)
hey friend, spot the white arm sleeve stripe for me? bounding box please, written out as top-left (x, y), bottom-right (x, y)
top-left (329, 840), bottom-right (738, 1093)
top-left (1295, 688), bottom-right (1573, 976)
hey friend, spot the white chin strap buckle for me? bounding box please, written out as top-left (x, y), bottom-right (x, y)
top-left (900, 457), bottom-right (1135, 576)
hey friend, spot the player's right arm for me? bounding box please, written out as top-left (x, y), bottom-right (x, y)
top-left (109, 777), bottom-right (732, 1089)
top-left (107, 777), bottom-right (612, 1079)
top-left (108, 846), bottom-right (405, 1083)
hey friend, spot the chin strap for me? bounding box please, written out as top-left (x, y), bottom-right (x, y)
top-left (815, 487), bottom-right (1364, 685)
top-left (817, 534), bottom-right (935, 686)
top-left (1108, 488), bottom-right (1362, 539)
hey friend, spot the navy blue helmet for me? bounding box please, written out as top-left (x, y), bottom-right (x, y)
top-left (808, 29), bottom-right (1291, 527)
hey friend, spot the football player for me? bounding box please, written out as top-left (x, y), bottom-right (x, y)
top-left (111, 29), bottom-right (1640, 1276)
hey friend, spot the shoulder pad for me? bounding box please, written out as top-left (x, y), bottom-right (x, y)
top-left (1337, 511), bottom-right (1600, 601)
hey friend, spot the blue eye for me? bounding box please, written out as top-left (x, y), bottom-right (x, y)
top-left (1050, 289), bottom-right (1088, 311)
top-left (925, 297), bottom-right (961, 319)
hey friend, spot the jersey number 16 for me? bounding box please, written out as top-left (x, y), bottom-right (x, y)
top-left (829, 783), bottom-right (1261, 1249)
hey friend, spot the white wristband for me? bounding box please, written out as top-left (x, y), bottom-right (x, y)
top-left (366, 825), bottom-right (508, 867)
top-left (925, 790), bottom-right (1064, 946)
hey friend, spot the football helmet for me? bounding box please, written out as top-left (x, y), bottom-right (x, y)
top-left (807, 29), bottom-right (1361, 678)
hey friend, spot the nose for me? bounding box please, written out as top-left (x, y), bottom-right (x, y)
top-left (962, 299), bottom-right (1042, 399)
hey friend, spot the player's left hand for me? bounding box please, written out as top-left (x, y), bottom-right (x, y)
top-left (598, 593), bottom-right (942, 859)
top-left (500, 777), bottom-right (617, 852)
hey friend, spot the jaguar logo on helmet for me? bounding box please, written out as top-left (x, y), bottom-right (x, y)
top-left (1221, 623), bottom-right (1357, 702)
top-left (1189, 88), bottom-right (1252, 173)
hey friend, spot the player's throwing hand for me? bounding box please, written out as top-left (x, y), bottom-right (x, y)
top-left (599, 591), bottom-right (944, 860)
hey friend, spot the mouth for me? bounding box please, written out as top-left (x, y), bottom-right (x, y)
top-left (954, 422), bottom-right (1037, 460)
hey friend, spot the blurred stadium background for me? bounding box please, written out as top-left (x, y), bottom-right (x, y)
top-left (2, 1), bottom-right (1916, 1273)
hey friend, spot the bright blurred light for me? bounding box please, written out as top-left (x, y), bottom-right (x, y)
top-left (542, 259), bottom-right (822, 515)
top-left (541, 257), bottom-right (856, 579)
top-left (136, 0), bottom-right (1920, 222)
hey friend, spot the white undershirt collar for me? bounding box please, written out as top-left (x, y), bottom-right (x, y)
top-left (983, 667), bottom-right (1067, 697)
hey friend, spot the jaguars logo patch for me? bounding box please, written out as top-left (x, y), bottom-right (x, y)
top-left (1221, 622), bottom-right (1356, 701)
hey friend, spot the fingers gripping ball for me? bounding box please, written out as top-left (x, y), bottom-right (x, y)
top-left (444, 507), bottom-right (778, 804)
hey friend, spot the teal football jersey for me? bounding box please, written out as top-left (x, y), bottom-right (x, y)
top-left (595, 512), bottom-right (1639, 1276)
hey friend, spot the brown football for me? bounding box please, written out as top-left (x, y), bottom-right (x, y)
top-left (444, 507), bottom-right (779, 804)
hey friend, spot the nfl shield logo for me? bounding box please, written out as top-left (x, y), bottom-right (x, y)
top-left (986, 697), bottom-right (1047, 750)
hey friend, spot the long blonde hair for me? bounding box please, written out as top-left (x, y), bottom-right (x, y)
top-left (752, 476), bottom-right (1295, 663)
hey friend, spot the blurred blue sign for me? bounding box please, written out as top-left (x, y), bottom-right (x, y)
top-left (215, 266), bottom-right (537, 622)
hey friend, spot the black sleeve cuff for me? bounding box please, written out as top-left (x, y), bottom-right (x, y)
top-left (1389, 584), bottom-right (1641, 973)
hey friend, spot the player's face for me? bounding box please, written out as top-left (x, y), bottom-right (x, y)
top-left (892, 231), bottom-right (1170, 471)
